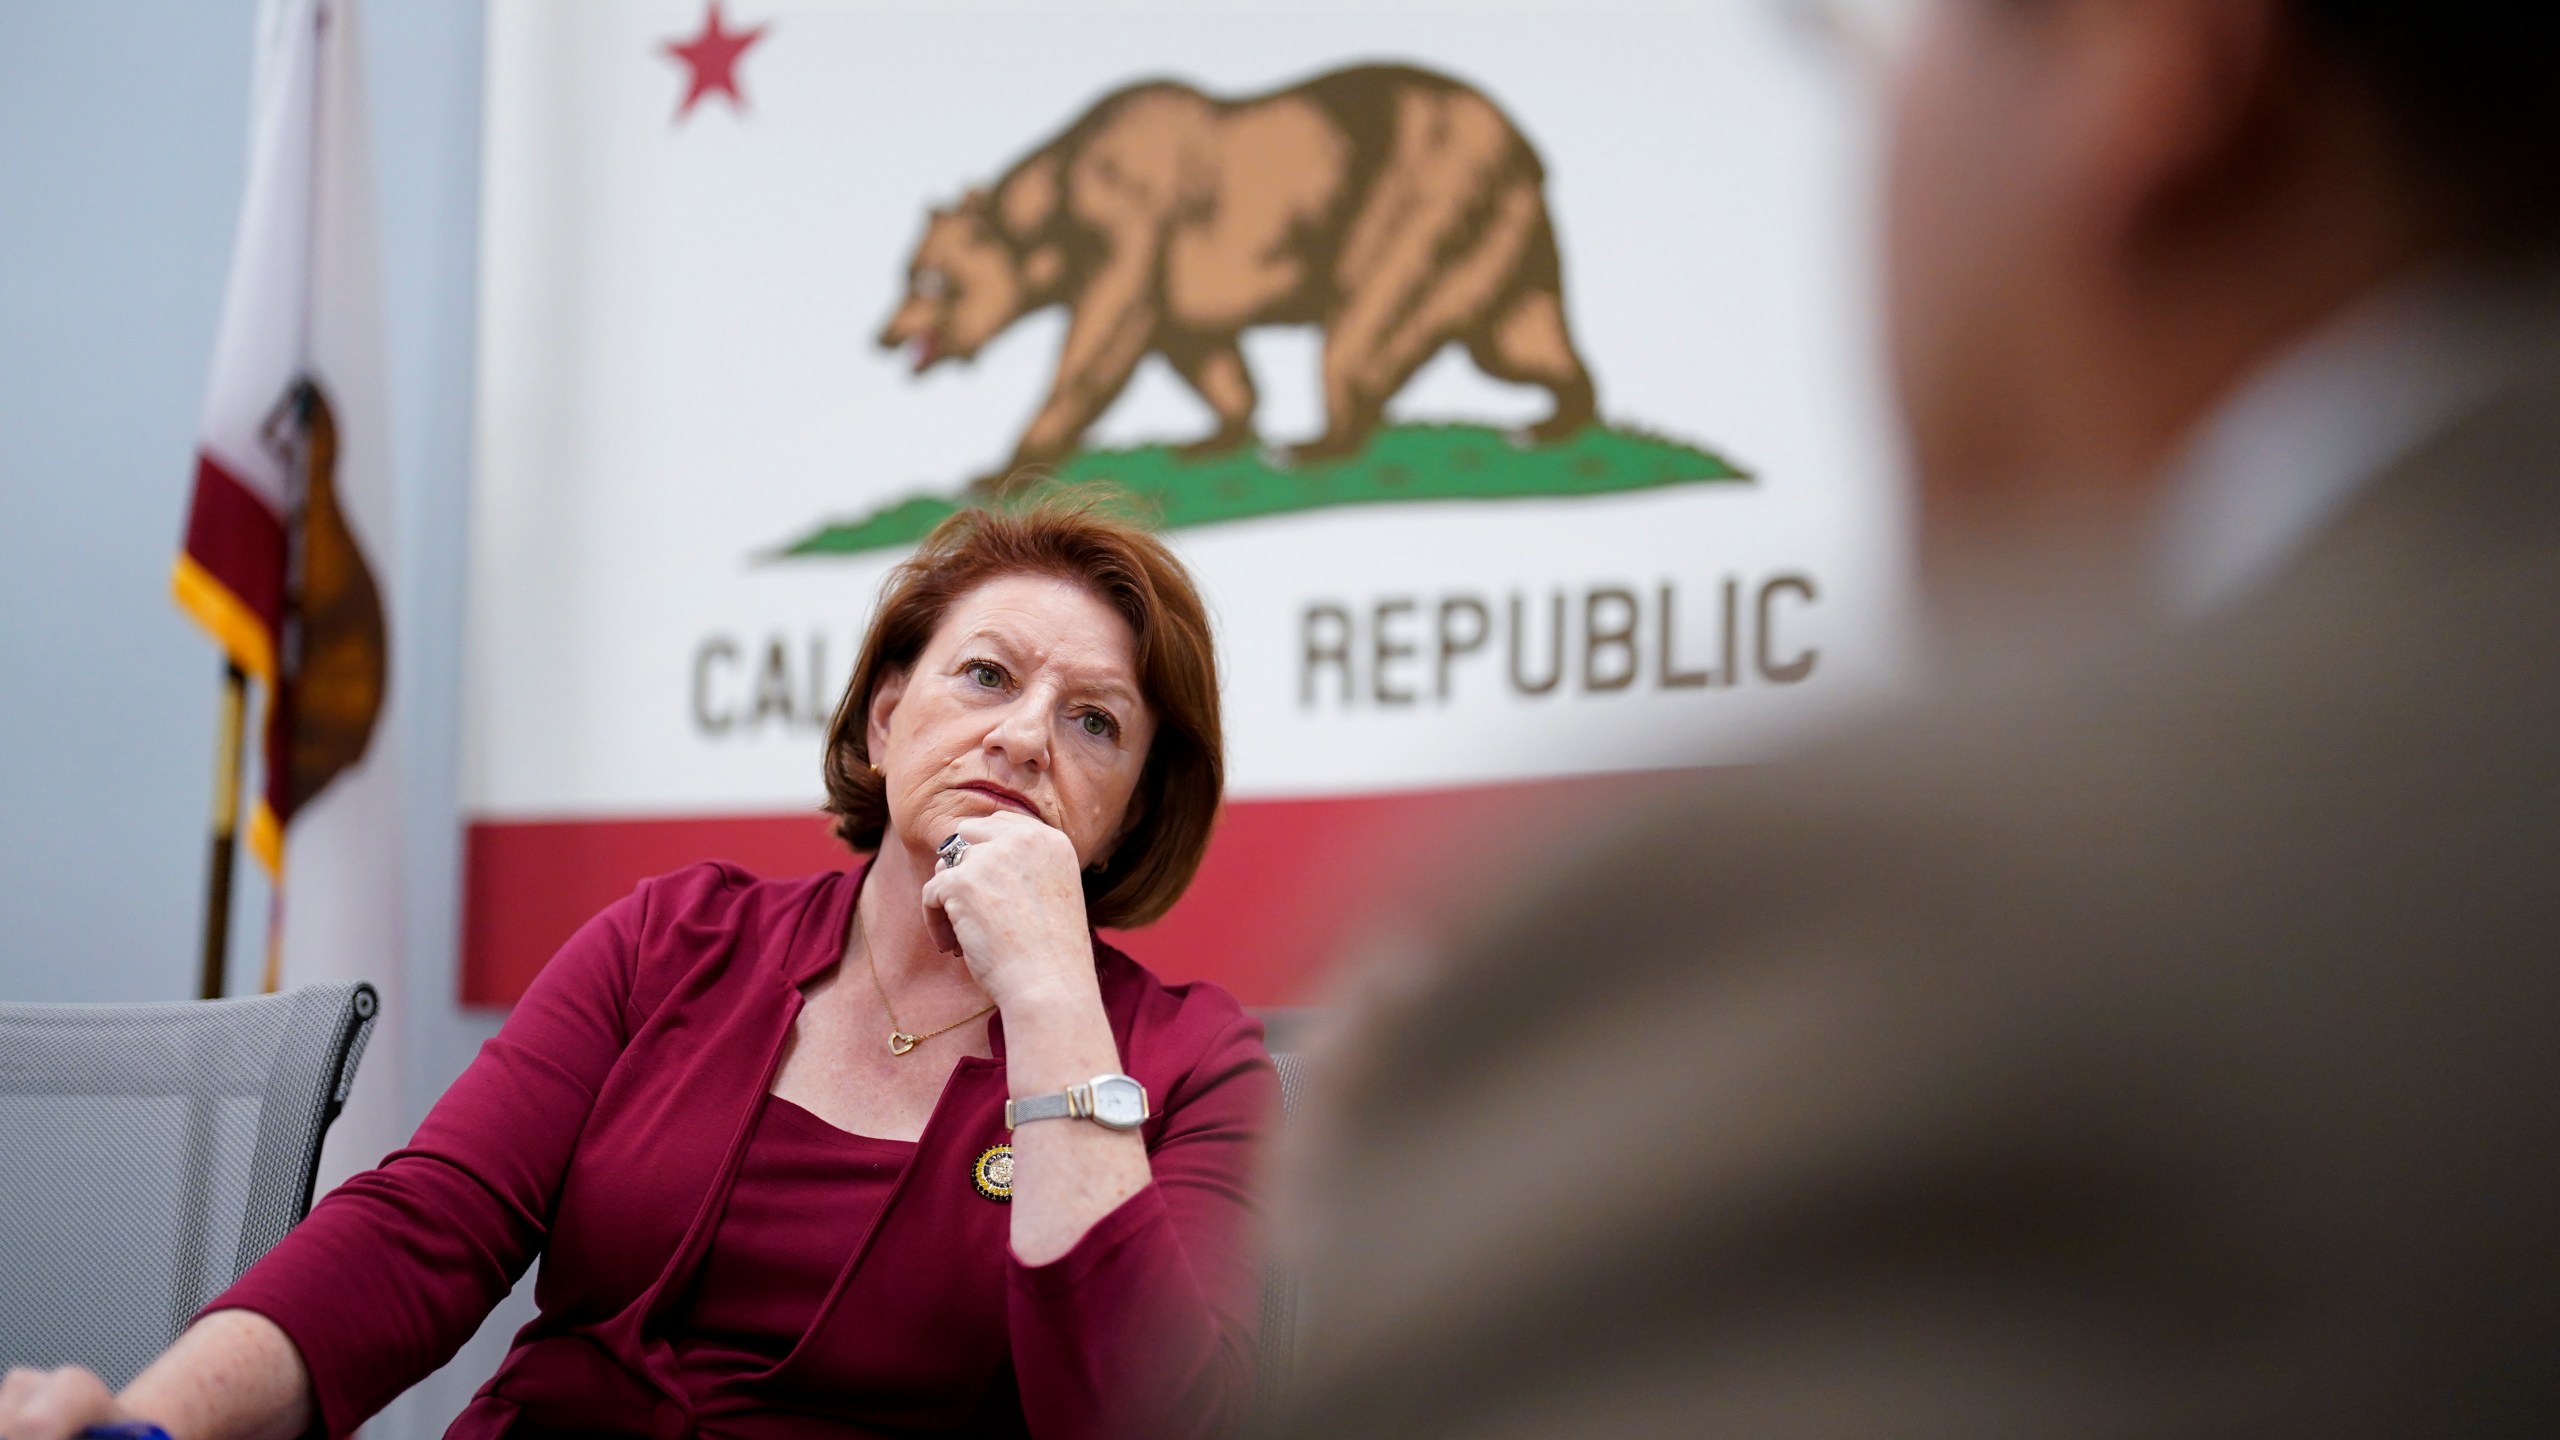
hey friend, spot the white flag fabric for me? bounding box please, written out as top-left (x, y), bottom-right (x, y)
top-left (178, 0), bottom-right (406, 1189)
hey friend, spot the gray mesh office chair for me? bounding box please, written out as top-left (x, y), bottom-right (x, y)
top-left (0, 983), bottom-right (377, 1388)
top-left (1255, 1050), bottom-right (1309, 1417)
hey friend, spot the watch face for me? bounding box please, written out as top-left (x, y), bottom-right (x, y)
top-left (1091, 1075), bottom-right (1148, 1129)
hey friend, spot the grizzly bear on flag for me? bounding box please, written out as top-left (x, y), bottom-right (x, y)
top-left (877, 63), bottom-right (1598, 493)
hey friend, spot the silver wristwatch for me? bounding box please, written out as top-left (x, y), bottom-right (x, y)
top-left (1005, 1073), bottom-right (1150, 1131)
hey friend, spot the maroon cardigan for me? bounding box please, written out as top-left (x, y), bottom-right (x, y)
top-left (208, 862), bottom-right (1277, 1439)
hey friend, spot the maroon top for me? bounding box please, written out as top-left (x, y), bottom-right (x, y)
top-left (671, 1094), bottom-right (913, 1413)
top-left (206, 862), bottom-right (1277, 1440)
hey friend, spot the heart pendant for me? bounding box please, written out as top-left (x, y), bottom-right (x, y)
top-left (886, 1030), bottom-right (919, 1056)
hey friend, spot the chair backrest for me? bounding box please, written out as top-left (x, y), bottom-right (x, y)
top-left (0, 982), bottom-right (377, 1388)
top-left (1255, 1051), bottom-right (1309, 1418)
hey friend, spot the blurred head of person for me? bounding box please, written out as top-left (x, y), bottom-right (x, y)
top-left (1875, 0), bottom-right (2560, 568)
top-left (820, 498), bottom-right (1224, 928)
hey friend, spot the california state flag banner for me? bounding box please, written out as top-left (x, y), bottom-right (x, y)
top-left (176, 0), bottom-right (405, 1185)
top-left (463, 3), bottom-right (1906, 1011)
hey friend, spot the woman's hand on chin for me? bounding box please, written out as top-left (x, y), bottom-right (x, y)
top-left (919, 811), bottom-right (1101, 1012)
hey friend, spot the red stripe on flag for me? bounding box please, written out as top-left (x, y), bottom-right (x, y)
top-left (181, 452), bottom-right (288, 640)
top-left (462, 813), bottom-right (844, 1007)
top-left (460, 773), bottom-right (1676, 1008)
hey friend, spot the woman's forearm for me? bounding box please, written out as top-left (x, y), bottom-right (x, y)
top-left (120, 1309), bottom-right (313, 1440)
top-left (1001, 979), bottom-right (1153, 1266)
top-left (999, 997), bottom-right (1274, 1440)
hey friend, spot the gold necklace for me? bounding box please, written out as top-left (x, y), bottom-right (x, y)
top-left (858, 906), bottom-right (995, 1056)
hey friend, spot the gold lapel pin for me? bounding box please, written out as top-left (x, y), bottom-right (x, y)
top-left (972, 1144), bottom-right (1014, 1202)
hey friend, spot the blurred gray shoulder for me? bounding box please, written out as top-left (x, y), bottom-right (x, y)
top-left (1283, 366), bottom-right (2560, 1440)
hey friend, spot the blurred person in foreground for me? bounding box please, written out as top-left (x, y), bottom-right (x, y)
top-left (1275, 1), bottom-right (2560, 1436)
top-left (1, 504), bottom-right (1274, 1439)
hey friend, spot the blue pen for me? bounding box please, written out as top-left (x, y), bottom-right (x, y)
top-left (80, 1426), bottom-right (174, 1440)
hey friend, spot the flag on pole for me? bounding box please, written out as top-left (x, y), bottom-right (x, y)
top-left (175, 0), bottom-right (406, 1185)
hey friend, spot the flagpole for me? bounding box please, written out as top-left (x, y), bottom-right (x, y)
top-left (198, 659), bottom-right (249, 1000)
top-left (261, 892), bottom-right (286, 995)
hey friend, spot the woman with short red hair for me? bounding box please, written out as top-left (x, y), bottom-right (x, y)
top-left (8, 502), bottom-right (1274, 1440)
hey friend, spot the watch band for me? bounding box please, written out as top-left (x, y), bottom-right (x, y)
top-left (1005, 1087), bottom-right (1082, 1127)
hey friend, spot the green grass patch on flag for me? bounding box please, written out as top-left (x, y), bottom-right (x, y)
top-left (771, 421), bottom-right (1748, 559)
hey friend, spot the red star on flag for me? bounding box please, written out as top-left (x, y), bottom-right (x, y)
top-left (664, 1), bottom-right (767, 121)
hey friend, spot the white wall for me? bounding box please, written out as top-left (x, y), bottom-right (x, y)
top-left (0, 2), bottom-right (527, 1430)
top-left (2, 0), bottom-right (263, 1002)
